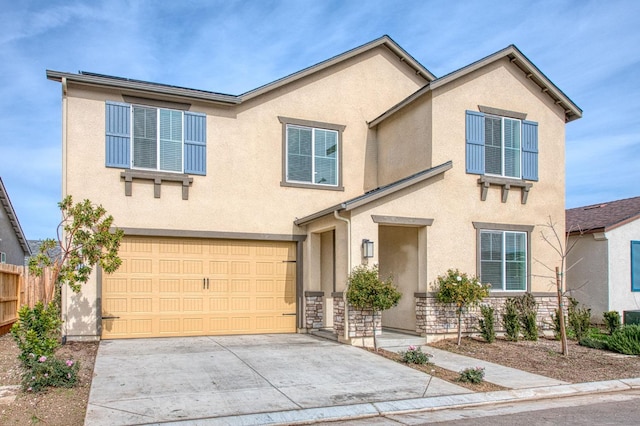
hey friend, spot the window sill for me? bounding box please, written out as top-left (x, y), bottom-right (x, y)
top-left (280, 181), bottom-right (344, 191)
top-left (477, 176), bottom-right (533, 204)
top-left (120, 170), bottom-right (193, 200)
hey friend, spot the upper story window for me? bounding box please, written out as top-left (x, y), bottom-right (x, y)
top-left (632, 241), bottom-right (640, 292)
top-left (466, 109), bottom-right (538, 181)
top-left (279, 117), bottom-right (345, 190)
top-left (105, 101), bottom-right (207, 176)
top-left (132, 106), bottom-right (183, 172)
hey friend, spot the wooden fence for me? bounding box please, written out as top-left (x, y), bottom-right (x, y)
top-left (0, 264), bottom-right (53, 336)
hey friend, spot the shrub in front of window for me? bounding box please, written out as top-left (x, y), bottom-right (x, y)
top-left (432, 269), bottom-right (490, 345)
top-left (603, 311), bottom-right (621, 335)
top-left (607, 325), bottom-right (640, 355)
top-left (515, 293), bottom-right (538, 341)
top-left (568, 298), bottom-right (591, 342)
top-left (478, 304), bottom-right (496, 343)
top-left (502, 297), bottom-right (520, 341)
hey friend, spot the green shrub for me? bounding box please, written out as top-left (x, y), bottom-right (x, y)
top-left (579, 336), bottom-right (609, 350)
top-left (551, 308), bottom-right (566, 340)
top-left (22, 355), bottom-right (79, 393)
top-left (603, 311), bottom-right (621, 335)
top-left (399, 345), bottom-right (430, 365)
top-left (458, 366), bottom-right (485, 384)
top-left (607, 325), bottom-right (640, 355)
top-left (502, 298), bottom-right (520, 341)
top-left (11, 302), bottom-right (61, 366)
top-left (568, 298), bottom-right (591, 342)
top-left (515, 293), bottom-right (538, 341)
top-left (478, 305), bottom-right (496, 343)
top-left (346, 265), bottom-right (401, 311)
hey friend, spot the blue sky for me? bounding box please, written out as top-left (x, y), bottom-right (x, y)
top-left (1, 0), bottom-right (639, 239)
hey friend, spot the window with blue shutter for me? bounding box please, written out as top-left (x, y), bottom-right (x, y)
top-left (184, 112), bottom-right (207, 175)
top-left (522, 120), bottom-right (539, 181)
top-left (105, 102), bottom-right (206, 175)
top-left (466, 110), bottom-right (485, 174)
top-left (632, 241), bottom-right (640, 292)
top-left (105, 102), bottom-right (131, 168)
top-left (465, 110), bottom-right (538, 181)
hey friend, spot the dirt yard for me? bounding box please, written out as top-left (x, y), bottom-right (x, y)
top-left (0, 333), bottom-right (97, 426)
top-left (1, 333), bottom-right (639, 425)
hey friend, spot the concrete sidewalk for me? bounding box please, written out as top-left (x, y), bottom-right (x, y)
top-left (84, 335), bottom-right (640, 425)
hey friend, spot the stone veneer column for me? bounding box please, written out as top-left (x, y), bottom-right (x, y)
top-left (332, 292), bottom-right (345, 336)
top-left (332, 291), bottom-right (381, 346)
top-left (304, 291), bottom-right (324, 330)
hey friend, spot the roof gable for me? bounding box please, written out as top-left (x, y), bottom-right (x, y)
top-left (0, 177), bottom-right (31, 256)
top-left (566, 195), bottom-right (640, 234)
top-left (369, 44), bottom-right (582, 127)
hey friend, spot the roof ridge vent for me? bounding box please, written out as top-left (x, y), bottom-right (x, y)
top-left (584, 203), bottom-right (608, 210)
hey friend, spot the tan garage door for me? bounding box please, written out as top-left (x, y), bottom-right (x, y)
top-left (101, 237), bottom-right (297, 339)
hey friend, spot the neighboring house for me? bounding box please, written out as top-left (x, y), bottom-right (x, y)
top-left (566, 196), bottom-right (640, 323)
top-left (47, 35), bottom-right (581, 344)
top-left (0, 177), bottom-right (31, 266)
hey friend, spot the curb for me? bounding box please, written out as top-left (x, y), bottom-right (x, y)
top-left (152, 378), bottom-right (640, 425)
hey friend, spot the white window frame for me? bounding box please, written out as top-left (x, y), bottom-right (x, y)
top-left (285, 124), bottom-right (339, 187)
top-left (131, 105), bottom-right (185, 173)
top-left (0, 252), bottom-right (6, 264)
top-left (484, 115), bottom-right (522, 179)
top-left (479, 230), bottom-right (528, 292)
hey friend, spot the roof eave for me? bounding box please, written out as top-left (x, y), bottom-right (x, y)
top-left (429, 45), bottom-right (582, 123)
top-left (46, 70), bottom-right (241, 105)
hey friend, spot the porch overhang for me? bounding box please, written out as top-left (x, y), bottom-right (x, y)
top-left (294, 160), bottom-right (453, 227)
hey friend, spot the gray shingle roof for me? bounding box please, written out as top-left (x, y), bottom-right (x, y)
top-left (566, 195), bottom-right (640, 234)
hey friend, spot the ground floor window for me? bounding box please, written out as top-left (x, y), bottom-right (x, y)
top-left (480, 230), bottom-right (527, 291)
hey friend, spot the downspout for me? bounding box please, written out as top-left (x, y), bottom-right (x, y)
top-left (60, 77), bottom-right (69, 343)
top-left (334, 210), bottom-right (351, 342)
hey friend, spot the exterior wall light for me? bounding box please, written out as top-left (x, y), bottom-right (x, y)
top-left (362, 239), bottom-right (374, 258)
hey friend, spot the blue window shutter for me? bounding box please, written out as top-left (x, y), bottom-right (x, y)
top-left (632, 241), bottom-right (640, 292)
top-left (522, 120), bottom-right (539, 181)
top-left (105, 102), bottom-right (131, 168)
top-left (184, 112), bottom-right (206, 175)
top-left (466, 110), bottom-right (485, 174)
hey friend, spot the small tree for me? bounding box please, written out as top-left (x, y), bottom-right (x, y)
top-left (29, 196), bottom-right (124, 308)
top-left (346, 264), bottom-right (401, 351)
top-left (432, 269), bottom-right (490, 345)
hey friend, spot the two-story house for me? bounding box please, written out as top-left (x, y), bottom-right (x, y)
top-left (47, 35), bottom-right (581, 344)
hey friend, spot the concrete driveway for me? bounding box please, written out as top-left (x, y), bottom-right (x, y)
top-left (85, 334), bottom-right (468, 425)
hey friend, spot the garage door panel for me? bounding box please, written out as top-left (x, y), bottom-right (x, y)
top-left (102, 237), bottom-right (297, 339)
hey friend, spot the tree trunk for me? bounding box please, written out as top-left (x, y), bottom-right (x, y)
top-left (556, 266), bottom-right (569, 356)
top-left (457, 307), bottom-right (463, 345)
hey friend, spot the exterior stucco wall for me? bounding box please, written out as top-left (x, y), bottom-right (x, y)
top-left (566, 234), bottom-right (609, 322)
top-left (607, 221), bottom-right (640, 320)
top-left (60, 46), bottom-right (425, 338)
top-left (373, 58), bottom-right (567, 293)
top-left (62, 46), bottom-right (424, 236)
top-left (376, 93), bottom-right (433, 186)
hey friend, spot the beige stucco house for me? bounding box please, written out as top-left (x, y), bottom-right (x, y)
top-left (47, 35), bottom-right (581, 344)
top-left (566, 196), bottom-right (640, 323)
